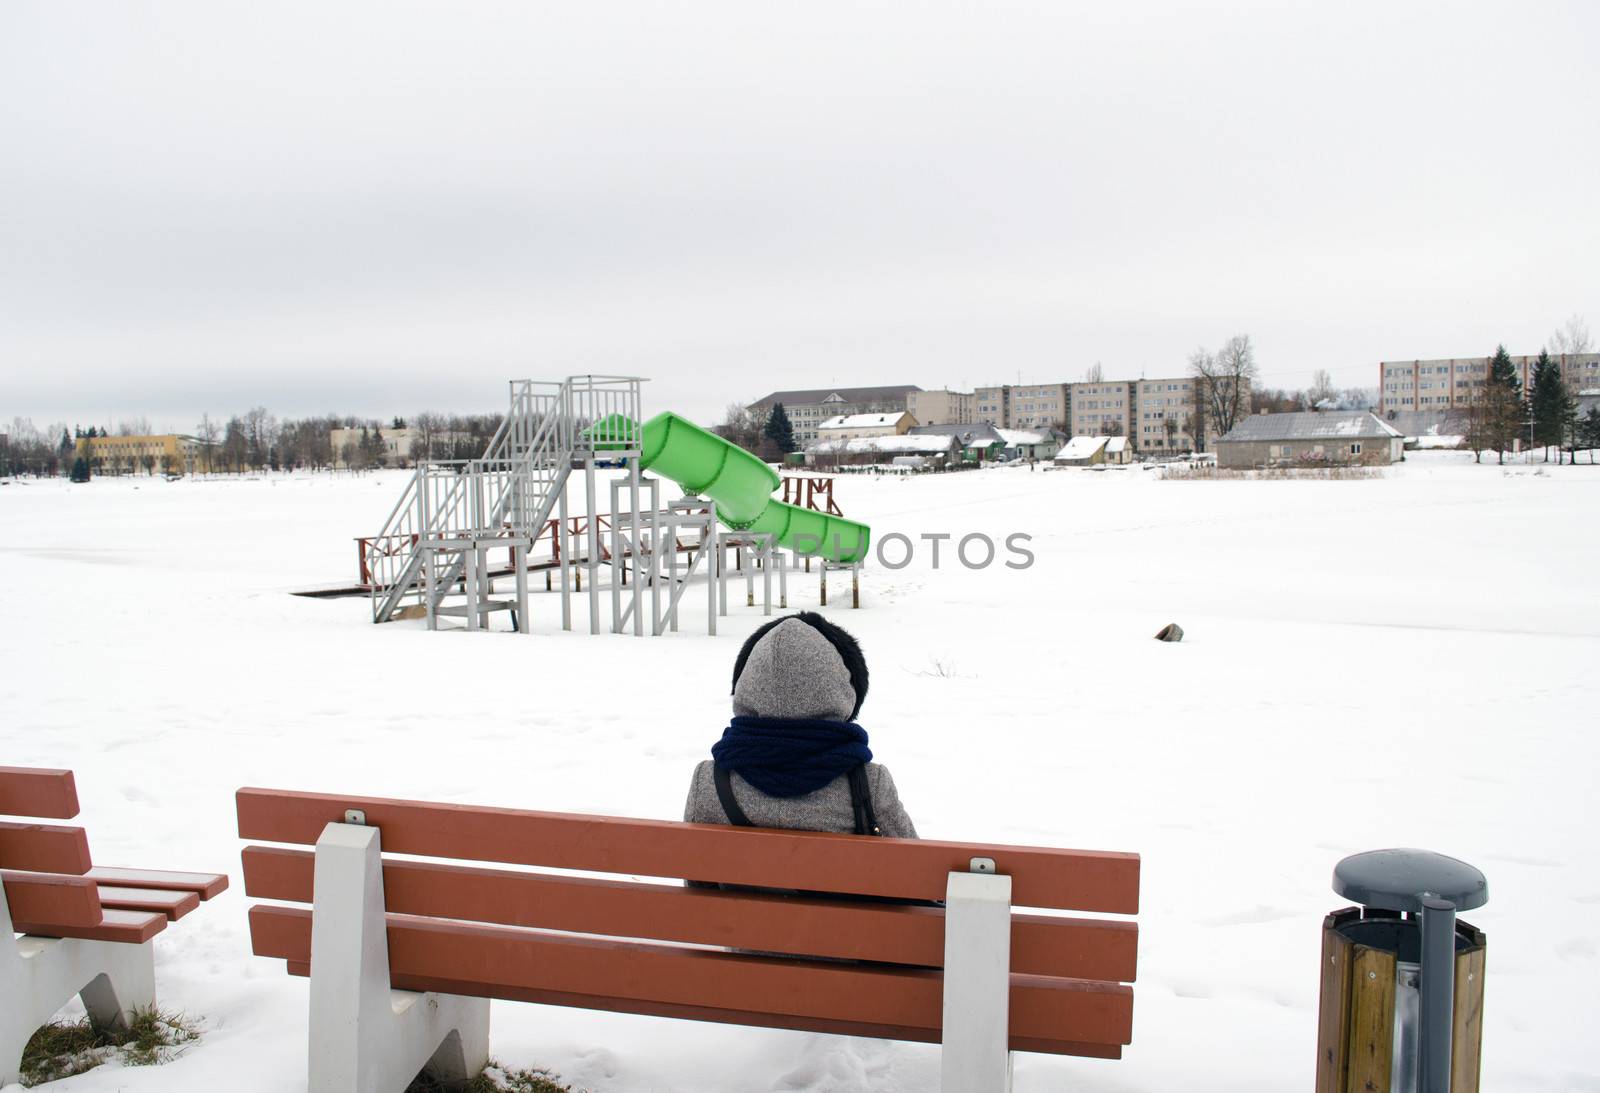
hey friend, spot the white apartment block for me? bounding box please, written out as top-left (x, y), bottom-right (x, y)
top-left (1379, 353), bottom-right (1600, 415)
top-left (906, 389), bottom-right (975, 426)
top-left (1068, 381), bottom-right (1134, 438)
top-left (1009, 384), bottom-right (1068, 429)
top-left (1131, 377), bottom-right (1202, 453)
top-left (971, 383), bottom-right (1065, 429)
top-left (973, 385), bottom-right (1010, 426)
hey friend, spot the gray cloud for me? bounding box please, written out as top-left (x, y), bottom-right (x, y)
top-left (3, 1), bottom-right (1596, 431)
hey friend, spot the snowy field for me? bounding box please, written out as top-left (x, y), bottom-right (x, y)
top-left (2, 452), bottom-right (1597, 1092)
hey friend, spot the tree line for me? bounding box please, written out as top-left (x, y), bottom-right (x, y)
top-left (0, 409), bottom-right (505, 479)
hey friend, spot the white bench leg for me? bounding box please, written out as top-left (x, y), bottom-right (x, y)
top-left (941, 869), bottom-right (1014, 1093)
top-left (309, 822), bottom-right (490, 1093)
top-left (1, 884), bottom-right (157, 1087)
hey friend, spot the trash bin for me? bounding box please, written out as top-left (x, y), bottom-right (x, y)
top-left (1314, 849), bottom-right (1488, 1093)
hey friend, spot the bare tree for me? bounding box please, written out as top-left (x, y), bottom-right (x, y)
top-left (116, 417), bottom-right (152, 436)
top-left (195, 414), bottom-right (220, 473)
top-left (1307, 369), bottom-right (1336, 409)
top-left (1085, 362), bottom-right (1104, 383)
top-left (1190, 334), bottom-right (1257, 445)
top-left (1548, 314), bottom-right (1592, 357)
top-left (714, 402), bottom-right (763, 454)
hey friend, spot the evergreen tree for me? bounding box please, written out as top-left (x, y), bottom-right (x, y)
top-left (69, 456), bottom-right (91, 483)
top-left (1483, 344), bottom-right (1525, 464)
top-left (763, 403), bottom-right (797, 457)
top-left (1528, 349), bottom-right (1572, 462)
top-left (1582, 404), bottom-right (1600, 465)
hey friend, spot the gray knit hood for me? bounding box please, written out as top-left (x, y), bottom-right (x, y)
top-left (731, 614), bottom-right (867, 722)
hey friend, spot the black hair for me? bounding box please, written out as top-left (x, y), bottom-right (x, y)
top-left (730, 611), bottom-right (870, 720)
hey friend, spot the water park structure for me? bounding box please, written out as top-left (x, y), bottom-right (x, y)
top-left (362, 376), bottom-right (872, 635)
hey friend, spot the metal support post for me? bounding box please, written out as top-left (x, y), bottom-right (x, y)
top-left (462, 547), bottom-right (479, 632)
top-left (707, 503), bottom-right (719, 636)
top-left (762, 536), bottom-right (773, 616)
top-left (558, 487), bottom-right (572, 631)
top-left (423, 545), bottom-right (438, 631)
top-left (1419, 898), bottom-right (1457, 1093)
top-left (631, 456), bottom-right (644, 636)
top-left (513, 542), bottom-right (529, 633)
top-left (585, 456), bottom-right (600, 634)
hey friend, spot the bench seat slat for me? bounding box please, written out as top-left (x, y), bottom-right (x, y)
top-left (241, 845), bottom-right (1137, 982)
top-left (278, 962), bottom-right (1121, 1058)
top-left (85, 866), bottom-right (229, 900)
top-left (96, 885), bottom-right (202, 921)
top-left (12, 907), bottom-right (167, 944)
top-left (0, 870), bottom-right (102, 927)
top-left (236, 789), bottom-right (1139, 913)
top-left (0, 822), bottom-right (93, 874)
top-left (249, 905), bottom-right (1134, 1051)
top-left (0, 768), bottom-right (80, 819)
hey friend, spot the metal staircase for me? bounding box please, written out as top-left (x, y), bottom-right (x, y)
top-left (365, 376), bottom-right (643, 623)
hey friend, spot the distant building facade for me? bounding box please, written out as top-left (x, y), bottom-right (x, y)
top-left (1378, 353), bottom-right (1600, 416)
top-left (748, 385), bottom-right (922, 449)
top-left (77, 434), bottom-right (199, 473)
top-left (816, 411), bottom-right (916, 441)
top-left (906, 389), bottom-right (975, 426)
top-left (1215, 412), bottom-right (1403, 468)
top-left (330, 427), bottom-right (420, 469)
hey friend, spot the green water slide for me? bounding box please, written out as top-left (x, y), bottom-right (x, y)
top-left (635, 411), bottom-right (870, 563)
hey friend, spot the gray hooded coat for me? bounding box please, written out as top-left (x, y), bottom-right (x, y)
top-left (683, 616), bottom-right (917, 838)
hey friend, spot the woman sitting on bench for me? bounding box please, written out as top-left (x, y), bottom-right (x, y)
top-left (684, 611), bottom-right (917, 839)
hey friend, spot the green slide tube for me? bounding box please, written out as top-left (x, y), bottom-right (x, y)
top-left (637, 411), bottom-right (871, 563)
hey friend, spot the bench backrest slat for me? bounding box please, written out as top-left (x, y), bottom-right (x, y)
top-left (0, 767), bottom-right (80, 819)
top-left (236, 789), bottom-right (1139, 913)
top-left (0, 870), bottom-right (102, 928)
top-left (249, 905), bottom-right (1135, 1050)
top-left (241, 845), bottom-right (1137, 982)
top-left (0, 821), bottom-right (93, 874)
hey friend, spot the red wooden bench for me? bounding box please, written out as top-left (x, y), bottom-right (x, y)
top-left (238, 786), bottom-right (1139, 1092)
top-left (0, 766), bottom-right (229, 1085)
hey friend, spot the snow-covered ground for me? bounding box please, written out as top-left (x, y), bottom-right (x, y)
top-left (2, 451), bottom-right (1596, 1092)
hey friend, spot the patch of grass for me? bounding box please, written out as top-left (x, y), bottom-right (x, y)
top-left (20, 1007), bottom-right (199, 1086)
top-left (408, 1060), bottom-right (581, 1093)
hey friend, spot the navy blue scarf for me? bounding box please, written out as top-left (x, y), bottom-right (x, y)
top-left (711, 715), bottom-right (872, 798)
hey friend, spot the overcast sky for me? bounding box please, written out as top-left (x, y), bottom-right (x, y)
top-left (2, 1), bottom-right (1596, 432)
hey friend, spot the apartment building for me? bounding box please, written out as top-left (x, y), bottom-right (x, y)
top-left (747, 385), bottom-right (921, 448)
top-left (906, 389), bottom-right (975, 426)
top-left (77, 433), bottom-right (199, 473)
top-left (1131, 376), bottom-right (1203, 453)
top-left (1067, 381), bottom-right (1134, 438)
top-left (973, 385), bottom-right (1010, 426)
top-left (1378, 353), bottom-right (1600, 415)
top-left (971, 383), bottom-right (1067, 428)
top-left (1009, 384), bottom-right (1068, 429)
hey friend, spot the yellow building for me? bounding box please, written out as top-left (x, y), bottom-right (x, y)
top-left (77, 434), bottom-right (200, 474)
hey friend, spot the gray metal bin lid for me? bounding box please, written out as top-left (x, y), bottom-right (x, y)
top-left (1333, 848), bottom-right (1488, 912)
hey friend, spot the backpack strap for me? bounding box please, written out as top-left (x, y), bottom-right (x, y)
top-left (848, 764), bottom-right (882, 837)
top-left (712, 763), bottom-right (755, 827)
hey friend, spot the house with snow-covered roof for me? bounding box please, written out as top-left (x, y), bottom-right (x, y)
top-left (1215, 411), bottom-right (1403, 468)
top-left (1053, 436), bottom-right (1111, 465)
top-left (994, 428), bottom-right (1059, 461)
top-left (816, 411), bottom-right (917, 441)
